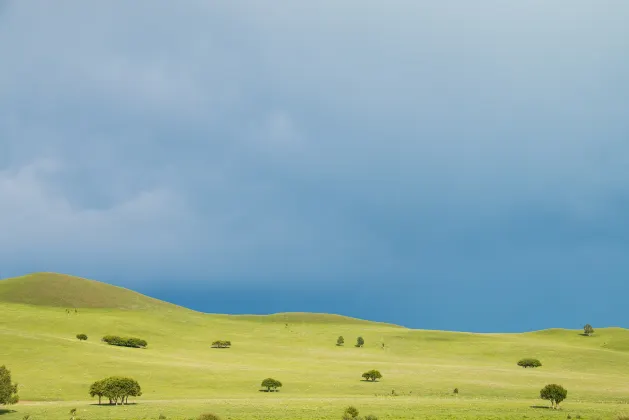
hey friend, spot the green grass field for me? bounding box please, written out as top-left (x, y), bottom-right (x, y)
top-left (1, 273), bottom-right (628, 419)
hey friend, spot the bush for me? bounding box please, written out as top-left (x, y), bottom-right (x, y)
top-left (197, 414), bottom-right (221, 420)
top-left (517, 358), bottom-right (542, 368)
top-left (540, 384), bottom-right (567, 409)
top-left (584, 324), bottom-right (594, 336)
top-left (0, 365), bottom-right (19, 405)
top-left (344, 406), bottom-right (359, 418)
top-left (76, 334), bottom-right (88, 341)
top-left (356, 336), bottom-right (365, 347)
top-left (337, 336), bottom-right (345, 346)
top-left (101, 335), bottom-right (147, 348)
top-left (260, 378), bottom-right (282, 392)
top-left (89, 376), bottom-right (141, 405)
top-left (364, 416), bottom-right (378, 420)
top-left (361, 369), bottom-right (382, 382)
top-left (453, 387), bottom-right (459, 394)
top-left (211, 340), bottom-right (231, 348)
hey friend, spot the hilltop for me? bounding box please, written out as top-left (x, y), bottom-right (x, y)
top-left (0, 272), bottom-right (176, 310)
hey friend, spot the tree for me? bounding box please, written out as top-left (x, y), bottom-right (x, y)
top-left (89, 377), bottom-right (141, 405)
top-left (337, 336), bottom-right (345, 346)
top-left (0, 365), bottom-right (19, 405)
top-left (101, 335), bottom-right (147, 348)
top-left (211, 340), bottom-right (231, 348)
top-left (361, 370), bottom-right (382, 382)
top-left (453, 388), bottom-right (459, 395)
top-left (356, 336), bottom-right (365, 347)
top-left (260, 378), bottom-right (282, 392)
top-left (517, 358), bottom-right (542, 368)
top-left (76, 334), bottom-right (88, 341)
top-left (540, 384), bottom-right (567, 409)
top-left (583, 324), bottom-right (594, 336)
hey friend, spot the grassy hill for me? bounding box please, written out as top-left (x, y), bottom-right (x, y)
top-left (0, 273), bottom-right (628, 420)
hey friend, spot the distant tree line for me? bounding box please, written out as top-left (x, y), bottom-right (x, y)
top-left (102, 335), bottom-right (147, 348)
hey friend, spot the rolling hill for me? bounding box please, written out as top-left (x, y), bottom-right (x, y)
top-left (0, 273), bottom-right (628, 420)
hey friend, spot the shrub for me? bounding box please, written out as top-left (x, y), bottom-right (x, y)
top-left (76, 334), bottom-right (88, 341)
top-left (361, 369), bottom-right (382, 382)
top-left (453, 387), bottom-right (459, 394)
top-left (344, 406), bottom-right (359, 418)
top-left (364, 416), bottom-right (379, 420)
top-left (584, 324), bottom-right (594, 336)
top-left (197, 414), bottom-right (221, 420)
top-left (337, 336), bottom-right (345, 346)
top-left (159, 415), bottom-right (167, 420)
top-left (101, 335), bottom-right (147, 348)
top-left (540, 384), bottom-right (567, 409)
top-left (517, 358), bottom-right (542, 368)
top-left (260, 378), bottom-right (282, 392)
top-left (356, 336), bottom-right (365, 347)
top-left (211, 340), bottom-right (231, 348)
top-left (89, 376), bottom-right (141, 405)
top-left (0, 365), bottom-right (19, 405)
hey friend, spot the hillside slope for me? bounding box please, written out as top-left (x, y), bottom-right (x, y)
top-left (0, 272), bottom-right (175, 310)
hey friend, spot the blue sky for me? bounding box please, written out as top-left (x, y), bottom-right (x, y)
top-left (1, 1), bottom-right (628, 332)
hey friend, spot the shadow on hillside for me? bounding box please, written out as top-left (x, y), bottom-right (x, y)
top-left (0, 409), bottom-right (16, 416)
top-left (578, 333), bottom-right (594, 337)
top-left (530, 405), bottom-right (552, 409)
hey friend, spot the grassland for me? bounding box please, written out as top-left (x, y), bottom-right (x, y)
top-left (1, 273), bottom-right (628, 419)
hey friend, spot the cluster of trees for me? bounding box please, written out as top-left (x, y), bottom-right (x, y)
top-left (76, 334), bottom-right (88, 341)
top-left (342, 406), bottom-right (378, 420)
top-left (517, 358), bottom-right (542, 368)
top-left (361, 370), bottom-right (382, 382)
top-left (89, 376), bottom-right (142, 405)
top-left (0, 365), bottom-right (19, 406)
top-left (336, 336), bottom-right (365, 347)
top-left (260, 378), bottom-right (282, 392)
top-left (102, 335), bottom-right (147, 348)
top-left (211, 340), bottom-right (232, 348)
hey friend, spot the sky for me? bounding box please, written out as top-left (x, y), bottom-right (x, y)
top-left (1, 1), bottom-right (628, 332)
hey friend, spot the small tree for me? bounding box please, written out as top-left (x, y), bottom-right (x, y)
top-left (517, 358), bottom-right (542, 368)
top-left (0, 365), bottom-right (19, 405)
top-left (211, 340), bottom-right (231, 348)
top-left (76, 334), bottom-right (88, 341)
top-left (583, 324), bottom-right (594, 336)
top-left (453, 387), bottom-right (459, 395)
top-left (337, 336), bottom-right (345, 346)
top-left (356, 336), bottom-right (365, 347)
top-left (540, 384), bottom-right (567, 409)
top-left (261, 378), bottom-right (282, 392)
top-left (361, 369), bottom-right (382, 382)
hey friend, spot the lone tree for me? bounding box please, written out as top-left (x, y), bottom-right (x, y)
top-left (260, 378), bottom-right (282, 392)
top-left (453, 388), bottom-right (459, 395)
top-left (343, 406), bottom-right (359, 419)
top-left (76, 334), bottom-right (88, 341)
top-left (89, 377), bottom-right (141, 405)
top-left (540, 384), bottom-right (567, 409)
top-left (356, 336), bottom-right (365, 347)
top-left (361, 369), bottom-right (382, 382)
top-left (517, 358), bottom-right (542, 368)
top-left (211, 340), bottom-right (231, 348)
top-left (583, 324), bottom-right (594, 336)
top-left (337, 336), bottom-right (345, 346)
top-left (0, 365), bottom-right (19, 405)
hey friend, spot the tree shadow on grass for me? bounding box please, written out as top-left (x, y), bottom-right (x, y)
top-left (0, 409), bottom-right (16, 416)
top-left (530, 405), bottom-right (552, 409)
top-left (88, 403), bottom-right (139, 406)
top-left (578, 333), bottom-right (594, 337)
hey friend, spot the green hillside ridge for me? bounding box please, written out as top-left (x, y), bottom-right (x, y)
top-left (0, 273), bottom-right (628, 420)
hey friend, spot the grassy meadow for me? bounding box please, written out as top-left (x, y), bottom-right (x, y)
top-left (1, 273), bottom-right (629, 419)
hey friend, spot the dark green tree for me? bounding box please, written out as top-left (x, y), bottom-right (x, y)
top-left (101, 335), bottom-right (147, 348)
top-left (211, 340), bottom-right (232, 348)
top-left (453, 388), bottom-right (459, 395)
top-left (517, 358), bottom-right (542, 368)
top-left (356, 336), bottom-right (365, 347)
top-left (0, 365), bottom-right (19, 405)
top-left (361, 370), bottom-right (382, 382)
top-left (337, 336), bottom-right (345, 346)
top-left (540, 384), bottom-right (567, 409)
top-left (260, 378), bottom-right (282, 392)
top-left (76, 334), bottom-right (88, 341)
top-left (583, 324), bottom-right (594, 336)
